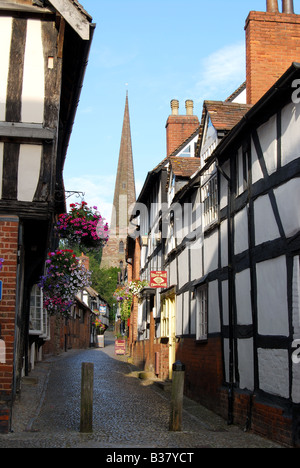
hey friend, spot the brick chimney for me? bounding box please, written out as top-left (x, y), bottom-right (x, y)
top-left (245, 0), bottom-right (300, 104)
top-left (166, 100), bottom-right (199, 156)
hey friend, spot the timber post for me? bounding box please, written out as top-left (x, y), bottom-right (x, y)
top-left (80, 362), bottom-right (94, 433)
top-left (169, 361), bottom-right (185, 432)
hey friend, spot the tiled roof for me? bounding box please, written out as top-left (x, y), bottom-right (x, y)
top-left (169, 157), bottom-right (200, 178)
top-left (205, 101), bottom-right (252, 131)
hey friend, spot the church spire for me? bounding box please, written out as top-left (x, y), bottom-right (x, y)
top-left (101, 93), bottom-right (136, 269)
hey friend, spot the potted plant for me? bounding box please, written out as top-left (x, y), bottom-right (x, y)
top-left (56, 201), bottom-right (110, 253)
top-left (93, 316), bottom-right (107, 348)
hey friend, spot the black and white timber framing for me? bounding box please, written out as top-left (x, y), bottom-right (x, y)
top-left (133, 63), bottom-right (300, 443)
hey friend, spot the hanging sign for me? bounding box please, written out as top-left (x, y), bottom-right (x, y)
top-left (150, 271), bottom-right (168, 289)
top-left (0, 281), bottom-right (2, 301)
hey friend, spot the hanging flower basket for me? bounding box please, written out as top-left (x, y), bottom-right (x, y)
top-left (56, 201), bottom-right (110, 253)
top-left (113, 280), bottom-right (149, 321)
top-left (39, 249), bottom-right (92, 317)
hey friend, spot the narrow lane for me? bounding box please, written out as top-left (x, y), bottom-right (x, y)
top-left (0, 332), bottom-right (282, 448)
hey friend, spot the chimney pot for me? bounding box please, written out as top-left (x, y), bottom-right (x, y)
top-left (185, 100), bottom-right (194, 116)
top-left (282, 0), bottom-right (294, 13)
top-left (170, 99), bottom-right (179, 116)
top-left (266, 0), bottom-right (279, 12)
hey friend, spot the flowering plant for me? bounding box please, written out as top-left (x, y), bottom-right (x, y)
top-left (56, 201), bottom-right (110, 253)
top-left (113, 280), bottom-right (149, 321)
top-left (0, 258), bottom-right (4, 272)
top-left (39, 249), bottom-right (92, 316)
top-left (92, 317), bottom-right (107, 335)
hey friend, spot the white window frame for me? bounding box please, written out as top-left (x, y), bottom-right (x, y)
top-left (29, 284), bottom-right (50, 339)
top-left (196, 285), bottom-right (208, 341)
top-left (201, 174), bottom-right (218, 227)
top-left (29, 284), bottom-right (43, 335)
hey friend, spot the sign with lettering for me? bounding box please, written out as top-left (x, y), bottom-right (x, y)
top-left (115, 339), bottom-right (126, 355)
top-left (0, 281), bottom-right (2, 301)
top-left (150, 271), bottom-right (168, 289)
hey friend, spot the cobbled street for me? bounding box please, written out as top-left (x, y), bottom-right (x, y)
top-left (0, 332), bottom-right (283, 449)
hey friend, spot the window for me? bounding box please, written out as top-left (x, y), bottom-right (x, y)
top-left (119, 241), bottom-right (124, 253)
top-left (29, 284), bottom-right (43, 335)
top-left (196, 285), bottom-right (208, 341)
top-left (202, 175), bottom-right (218, 226)
top-left (161, 299), bottom-right (169, 338)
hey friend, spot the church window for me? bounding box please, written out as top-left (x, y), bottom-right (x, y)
top-left (119, 241), bottom-right (124, 253)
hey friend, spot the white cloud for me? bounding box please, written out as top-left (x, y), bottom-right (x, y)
top-left (192, 41), bottom-right (246, 102)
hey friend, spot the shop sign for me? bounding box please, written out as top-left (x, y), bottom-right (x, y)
top-left (115, 339), bottom-right (126, 355)
top-left (150, 271), bottom-right (168, 289)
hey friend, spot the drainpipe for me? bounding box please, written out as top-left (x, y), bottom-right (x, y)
top-left (216, 160), bottom-right (235, 425)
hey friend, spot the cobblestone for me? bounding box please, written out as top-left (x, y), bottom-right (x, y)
top-left (0, 333), bottom-right (284, 449)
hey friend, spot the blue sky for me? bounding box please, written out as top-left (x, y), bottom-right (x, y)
top-left (63, 0), bottom-right (296, 222)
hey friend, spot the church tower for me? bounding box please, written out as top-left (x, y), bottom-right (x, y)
top-left (101, 92), bottom-right (136, 269)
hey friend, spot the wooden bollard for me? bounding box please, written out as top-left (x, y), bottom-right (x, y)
top-left (169, 361), bottom-right (185, 432)
top-left (80, 362), bottom-right (94, 433)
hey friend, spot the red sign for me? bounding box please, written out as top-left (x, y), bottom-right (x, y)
top-left (150, 271), bottom-right (168, 289)
top-left (115, 339), bottom-right (126, 355)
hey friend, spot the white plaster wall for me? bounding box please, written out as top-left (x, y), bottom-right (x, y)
top-left (0, 17), bottom-right (12, 121)
top-left (257, 114), bottom-right (277, 176)
top-left (178, 248), bottom-right (189, 289)
top-left (190, 296), bottom-right (196, 335)
top-left (234, 207), bottom-right (249, 255)
top-left (183, 291), bottom-right (190, 335)
top-left (21, 20), bottom-right (45, 124)
top-left (281, 101), bottom-right (300, 167)
top-left (256, 256), bottom-right (289, 336)
top-left (258, 348), bottom-right (289, 399)
top-left (190, 239), bottom-right (203, 280)
top-left (220, 220), bottom-right (228, 267)
top-left (237, 147), bottom-right (244, 196)
top-left (274, 178), bottom-right (300, 238)
top-left (254, 194), bottom-right (280, 245)
top-left (0, 143), bottom-right (3, 199)
top-left (208, 280), bottom-right (220, 333)
top-left (220, 160), bottom-right (229, 210)
top-left (222, 280), bottom-right (229, 326)
top-left (17, 144), bottom-right (42, 202)
top-left (292, 256), bottom-right (300, 403)
top-left (236, 269), bottom-right (252, 325)
top-left (176, 293), bottom-right (182, 336)
top-left (169, 258), bottom-right (177, 287)
top-left (251, 137), bottom-right (264, 184)
top-left (238, 338), bottom-right (254, 390)
top-left (204, 230), bottom-right (218, 274)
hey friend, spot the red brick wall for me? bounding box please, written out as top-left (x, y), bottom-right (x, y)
top-left (245, 11), bottom-right (300, 104)
top-left (166, 115), bottom-right (199, 157)
top-left (0, 217), bottom-right (19, 433)
top-left (176, 336), bottom-right (224, 413)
